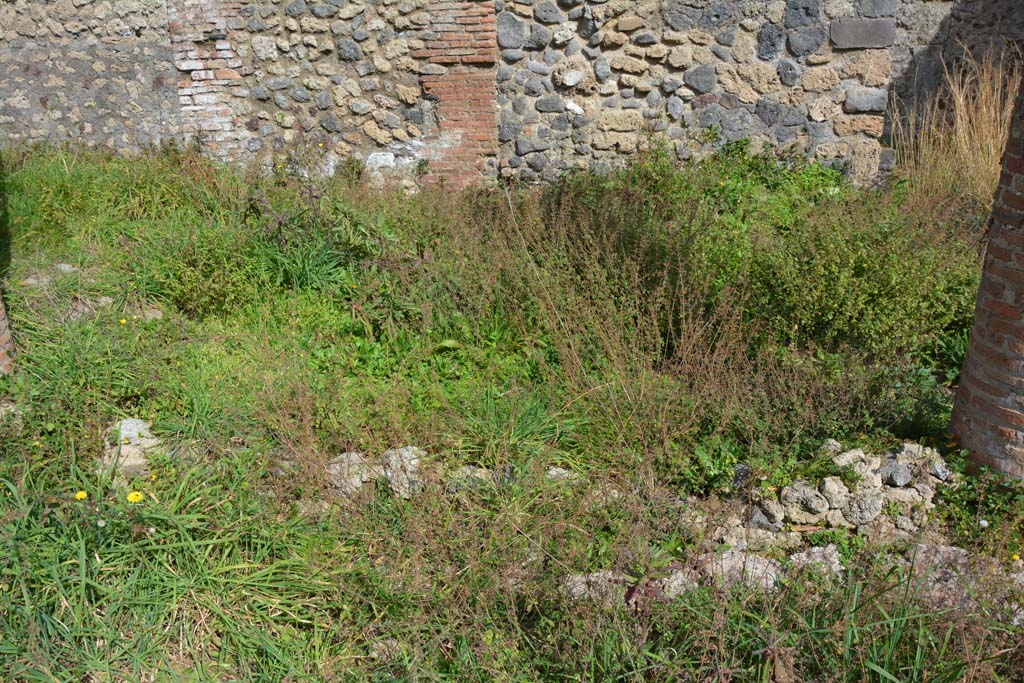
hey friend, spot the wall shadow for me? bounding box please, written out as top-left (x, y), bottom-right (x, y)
top-left (897, 0), bottom-right (1024, 109)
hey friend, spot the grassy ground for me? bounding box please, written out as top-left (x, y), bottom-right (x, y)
top-left (1, 54), bottom-right (1024, 680)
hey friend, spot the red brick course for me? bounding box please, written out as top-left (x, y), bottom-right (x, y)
top-left (951, 77), bottom-right (1024, 478)
top-left (418, 0), bottom-right (498, 187)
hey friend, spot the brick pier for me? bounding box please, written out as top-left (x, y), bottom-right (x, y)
top-left (951, 78), bottom-right (1024, 478)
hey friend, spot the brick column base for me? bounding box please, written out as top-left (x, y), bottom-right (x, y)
top-left (0, 293), bottom-right (14, 375)
top-left (951, 83), bottom-right (1024, 478)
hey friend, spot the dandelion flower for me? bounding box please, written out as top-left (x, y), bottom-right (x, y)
top-left (119, 318), bottom-right (127, 325)
top-left (1013, 553), bottom-right (1021, 562)
top-left (979, 519), bottom-right (990, 529)
top-left (74, 490), bottom-right (88, 501)
top-left (97, 519), bottom-right (107, 528)
top-left (126, 491), bottom-right (143, 504)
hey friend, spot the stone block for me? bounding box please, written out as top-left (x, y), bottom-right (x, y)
top-left (830, 18), bottom-right (895, 49)
top-left (844, 85), bottom-right (888, 112)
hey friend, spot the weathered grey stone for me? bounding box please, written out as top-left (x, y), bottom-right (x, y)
top-left (336, 38), bottom-right (364, 61)
top-left (819, 476), bottom-right (851, 509)
top-left (844, 85), bottom-right (888, 112)
top-left (289, 87), bottom-right (312, 103)
top-left (667, 96), bottom-right (684, 120)
top-left (594, 57), bottom-right (612, 81)
top-left (785, 0), bottom-right (821, 28)
top-left (698, 3), bottom-right (735, 30)
top-left (497, 11), bottom-right (526, 49)
top-left (251, 85), bottom-right (271, 101)
top-left (349, 99), bottom-right (372, 114)
top-left (534, 1), bottom-right (565, 24)
top-left (699, 550), bottom-right (782, 592)
top-left (757, 22), bottom-right (785, 60)
top-left (516, 137), bottom-right (551, 155)
top-left (326, 452), bottom-right (382, 496)
top-left (880, 459), bottom-right (913, 487)
top-left (789, 544), bottom-right (844, 577)
top-left (101, 419), bottom-right (163, 482)
top-left (310, 3), bottom-right (339, 18)
top-left (684, 64), bottom-right (717, 94)
top-left (319, 114), bottom-right (342, 132)
top-left (858, 0), bottom-right (897, 18)
top-left (380, 446), bottom-right (425, 499)
top-left (844, 486), bottom-right (884, 525)
top-left (267, 77), bottom-right (292, 91)
top-left (562, 570), bottom-right (629, 607)
top-left (930, 456), bottom-right (951, 481)
top-left (778, 59), bottom-right (802, 86)
top-left (657, 568), bottom-right (700, 598)
top-left (285, 1), bottom-right (307, 17)
top-left (524, 25), bottom-right (552, 50)
top-left (781, 480), bottom-right (830, 523)
top-left (446, 466), bottom-right (492, 493)
top-left (788, 25), bottom-right (828, 55)
top-left (830, 18), bottom-right (895, 48)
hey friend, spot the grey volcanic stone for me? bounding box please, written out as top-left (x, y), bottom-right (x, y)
top-left (784, 0), bottom-right (820, 28)
top-left (319, 114), bottom-right (342, 133)
top-left (349, 99), bottom-right (371, 114)
top-left (516, 137), bottom-right (551, 155)
top-left (536, 95), bottom-right (565, 112)
top-left (289, 87), bottom-right (311, 103)
top-left (336, 38), bottom-right (364, 61)
top-left (497, 11), bottom-right (526, 49)
top-left (830, 19), bottom-right (896, 48)
top-left (285, 0), bottom-right (307, 17)
top-left (666, 1), bottom-right (698, 31)
top-left (667, 96), bottom-right (684, 119)
top-left (251, 85), bottom-right (270, 101)
top-left (844, 86), bottom-right (888, 112)
top-left (524, 25), bottom-right (552, 50)
top-left (267, 77), bottom-right (291, 91)
top-left (684, 64), bottom-right (717, 94)
top-left (633, 31), bottom-right (658, 46)
top-left (757, 22), bottom-right (785, 60)
top-left (858, 0), bottom-right (897, 18)
top-left (534, 1), bottom-right (564, 24)
top-left (698, 3), bottom-right (735, 30)
top-left (778, 59), bottom-right (802, 86)
top-left (788, 25), bottom-right (828, 56)
top-left (594, 57), bottom-right (612, 81)
top-left (310, 3), bottom-right (339, 17)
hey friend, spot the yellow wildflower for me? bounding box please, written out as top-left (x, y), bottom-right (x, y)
top-left (1014, 553), bottom-right (1021, 562)
top-left (126, 491), bottom-right (143, 504)
top-left (74, 490), bottom-right (88, 501)
top-left (119, 318), bottom-right (127, 325)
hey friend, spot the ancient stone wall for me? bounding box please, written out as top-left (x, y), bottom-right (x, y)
top-left (1, 0), bottom-right (1021, 185)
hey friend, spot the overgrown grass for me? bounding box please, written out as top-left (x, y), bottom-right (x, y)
top-left (0, 82), bottom-right (1021, 678)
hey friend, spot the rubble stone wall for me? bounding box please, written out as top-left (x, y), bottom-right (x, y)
top-left (1, 0), bottom-right (1020, 185)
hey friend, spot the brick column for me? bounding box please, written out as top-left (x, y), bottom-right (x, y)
top-left (415, 0), bottom-right (498, 186)
top-left (951, 79), bottom-right (1024, 478)
top-left (166, 0), bottom-right (249, 160)
top-left (0, 293), bottom-right (13, 375)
